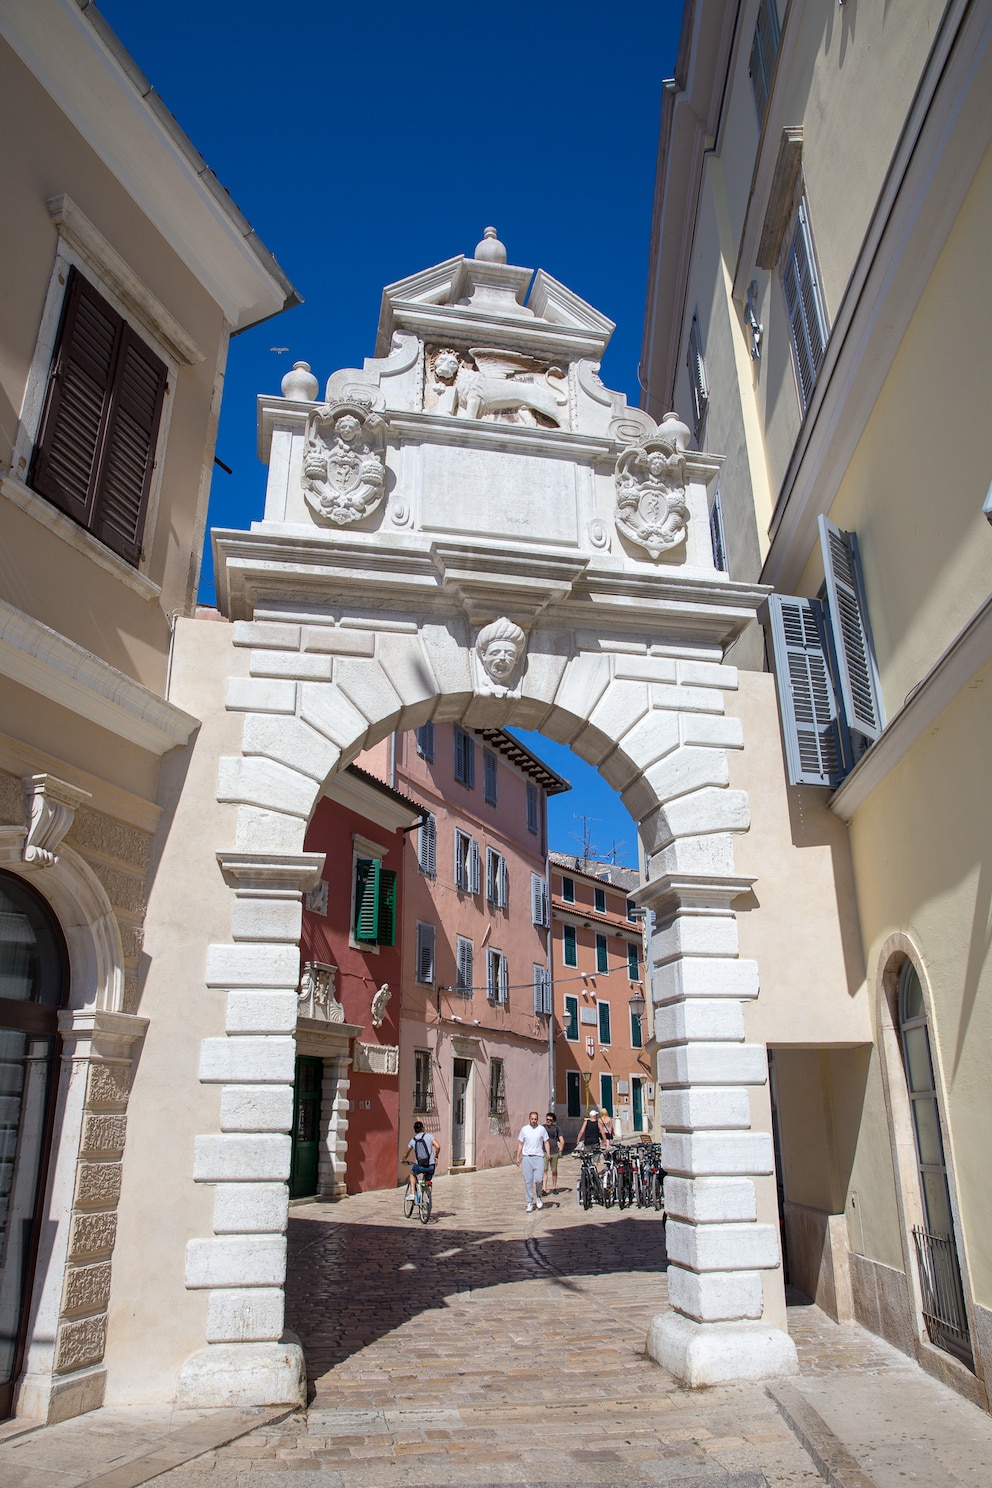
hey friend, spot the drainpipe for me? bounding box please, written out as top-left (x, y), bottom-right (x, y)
top-left (546, 856), bottom-right (555, 1112)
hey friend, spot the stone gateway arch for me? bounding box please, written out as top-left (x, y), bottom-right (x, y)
top-left (108, 232), bottom-right (797, 1408)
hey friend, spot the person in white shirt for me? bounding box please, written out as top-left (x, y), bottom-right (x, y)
top-left (515, 1111), bottom-right (550, 1212)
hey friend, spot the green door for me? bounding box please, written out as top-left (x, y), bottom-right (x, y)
top-left (290, 1056), bottom-right (322, 1198)
top-left (632, 1078), bottom-right (644, 1133)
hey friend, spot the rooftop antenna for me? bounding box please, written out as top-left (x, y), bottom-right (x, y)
top-left (569, 814), bottom-right (601, 873)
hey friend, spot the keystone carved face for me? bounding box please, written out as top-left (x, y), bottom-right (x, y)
top-left (482, 640), bottom-right (519, 680)
top-left (475, 617), bottom-right (527, 693)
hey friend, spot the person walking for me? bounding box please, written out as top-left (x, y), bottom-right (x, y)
top-left (402, 1120), bottom-right (440, 1201)
top-left (542, 1110), bottom-right (565, 1194)
top-left (515, 1111), bottom-right (550, 1212)
top-left (576, 1106), bottom-right (609, 1155)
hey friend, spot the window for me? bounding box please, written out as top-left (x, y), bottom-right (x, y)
top-left (562, 876), bottom-right (575, 904)
top-left (414, 1048), bottom-right (435, 1114)
top-left (526, 782), bottom-right (539, 834)
top-left (486, 847), bottom-right (508, 909)
top-left (564, 994), bottom-right (579, 1041)
top-left (749, 0), bottom-right (780, 124)
top-left (416, 722), bottom-right (435, 761)
top-left (599, 1073), bottom-right (614, 1117)
top-left (489, 1057), bottom-right (507, 1119)
top-left (767, 515), bottom-right (884, 787)
top-left (454, 830), bottom-right (481, 894)
top-left (418, 812), bottom-right (436, 876)
top-left (563, 925), bottom-right (577, 968)
top-left (595, 933), bottom-right (609, 974)
top-left (484, 749), bottom-right (498, 805)
top-left (783, 196), bottom-right (828, 414)
top-left (631, 1006), bottom-right (643, 1050)
top-left (566, 1070), bottom-right (581, 1119)
top-left (416, 922), bottom-right (435, 985)
top-left (598, 1001), bottom-right (611, 1045)
top-left (626, 899), bottom-right (638, 923)
top-left (454, 726), bottom-right (475, 787)
top-left (530, 872), bottom-right (549, 927)
top-left (353, 858), bottom-right (396, 946)
top-left (29, 266), bottom-right (168, 566)
top-left (594, 886), bottom-right (606, 914)
top-left (710, 488), bottom-right (728, 573)
top-left (487, 948), bottom-right (508, 1005)
top-left (533, 964), bottom-right (552, 1015)
top-left (627, 942), bottom-right (640, 980)
top-left (456, 937), bottom-right (474, 996)
top-left (686, 310), bottom-right (708, 441)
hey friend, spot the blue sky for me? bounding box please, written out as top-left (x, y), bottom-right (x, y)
top-left (97, 0), bottom-right (684, 867)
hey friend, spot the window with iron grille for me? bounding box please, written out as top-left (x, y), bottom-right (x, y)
top-left (564, 993), bottom-right (579, 1041)
top-left (416, 722), bottom-right (435, 760)
top-left (595, 933), bottom-right (609, 974)
top-left (456, 936), bottom-right (474, 996)
top-left (454, 726), bottom-right (475, 787)
top-left (749, 0), bottom-right (780, 124)
top-left (483, 748), bottom-right (498, 804)
top-left (686, 310), bottom-right (709, 441)
top-left (563, 924), bottom-right (577, 968)
top-left (29, 267), bottom-right (168, 567)
top-left (486, 848), bottom-right (508, 909)
top-left (486, 948), bottom-right (509, 1004)
top-left (353, 858), bottom-right (397, 946)
top-left (783, 196), bottom-right (828, 414)
top-left (416, 922), bottom-right (435, 985)
top-left (414, 1048), bottom-right (435, 1114)
top-left (489, 1057), bottom-right (507, 1118)
top-left (418, 812), bottom-right (436, 876)
top-left (526, 782), bottom-right (539, 834)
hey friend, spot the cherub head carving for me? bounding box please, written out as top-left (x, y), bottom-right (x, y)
top-left (476, 617), bottom-right (526, 694)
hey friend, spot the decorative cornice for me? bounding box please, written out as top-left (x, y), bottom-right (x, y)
top-left (217, 851), bottom-right (325, 893)
top-left (58, 1008), bottom-right (149, 1061)
top-left (0, 599), bottom-right (199, 756)
top-left (635, 873), bottom-right (756, 914)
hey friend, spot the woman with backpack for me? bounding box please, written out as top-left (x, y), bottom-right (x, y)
top-left (402, 1120), bottom-right (440, 1201)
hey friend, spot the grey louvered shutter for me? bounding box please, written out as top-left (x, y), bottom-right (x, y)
top-left (531, 873), bottom-right (546, 926)
top-left (457, 938), bottom-right (473, 995)
top-left (416, 922), bottom-right (435, 984)
top-left (767, 594), bottom-right (846, 787)
top-left (419, 813), bottom-right (436, 876)
top-left (497, 856), bottom-right (509, 910)
top-left (469, 838), bottom-right (481, 895)
top-left (818, 516), bottom-right (884, 749)
top-left (784, 201), bottom-right (827, 413)
top-left (499, 953), bottom-right (509, 1005)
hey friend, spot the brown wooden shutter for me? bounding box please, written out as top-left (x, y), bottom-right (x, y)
top-left (30, 269), bottom-right (166, 567)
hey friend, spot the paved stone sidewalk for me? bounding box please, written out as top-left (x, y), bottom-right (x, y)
top-left (3, 1163), bottom-right (992, 1487)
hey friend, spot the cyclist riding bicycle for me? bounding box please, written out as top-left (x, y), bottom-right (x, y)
top-left (576, 1107), bottom-right (610, 1156)
top-left (402, 1120), bottom-right (440, 1200)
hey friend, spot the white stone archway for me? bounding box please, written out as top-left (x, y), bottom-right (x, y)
top-left (174, 231), bottom-right (797, 1404)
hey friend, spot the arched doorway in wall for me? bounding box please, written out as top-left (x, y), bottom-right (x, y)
top-left (0, 872), bottom-right (68, 1418)
top-left (896, 957), bottom-right (973, 1369)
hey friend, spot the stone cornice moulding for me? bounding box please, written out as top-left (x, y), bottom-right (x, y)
top-left (48, 195), bottom-right (204, 366)
top-left (57, 1007), bottom-right (150, 1061)
top-left (635, 874), bottom-right (757, 916)
top-left (830, 592), bottom-right (992, 823)
top-left (0, 599), bottom-right (199, 756)
top-left (384, 302), bottom-right (607, 363)
top-left (216, 851), bottom-right (325, 894)
top-left (0, 0), bottom-right (295, 330)
top-left (762, 0), bottom-right (990, 589)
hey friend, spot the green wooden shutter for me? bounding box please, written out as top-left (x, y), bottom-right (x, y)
top-left (354, 858), bottom-right (380, 941)
top-left (819, 515), bottom-right (884, 750)
top-left (767, 593), bottom-right (846, 787)
top-left (564, 994), bottom-right (579, 1040)
top-left (378, 869), bottom-right (397, 946)
top-left (598, 1001), bottom-right (611, 1044)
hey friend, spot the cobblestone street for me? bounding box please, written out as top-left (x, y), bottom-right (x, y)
top-left (5, 1163), bottom-right (992, 1488)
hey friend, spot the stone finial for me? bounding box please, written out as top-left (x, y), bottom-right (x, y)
top-left (281, 361), bottom-right (319, 401)
top-left (474, 226), bottom-right (507, 264)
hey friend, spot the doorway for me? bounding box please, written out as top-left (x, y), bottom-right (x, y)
top-left (290, 1056), bottom-right (323, 1199)
top-left (632, 1077), bottom-right (644, 1133)
top-left (451, 1058), bottom-right (471, 1166)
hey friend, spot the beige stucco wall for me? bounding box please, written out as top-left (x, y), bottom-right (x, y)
top-left (0, 36), bottom-right (229, 691)
top-left (104, 618), bottom-right (245, 1402)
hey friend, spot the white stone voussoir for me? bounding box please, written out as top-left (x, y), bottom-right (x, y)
top-left (576, 681), bottom-right (651, 768)
top-left (663, 1130), bottom-right (774, 1177)
top-left (376, 632), bottom-right (441, 711)
top-left (218, 757), bottom-right (316, 819)
top-left (249, 651), bottom-right (332, 682)
top-left (185, 1234), bottom-right (287, 1289)
top-left (666, 1220), bottom-right (781, 1273)
top-left (613, 654), bottom-right (677, 684)
top-left (193, 1133), bottom-right (292, 1183)
top-left (649, 833), bottom-right (737, 878)
top-left (235, 806), bottom-right (308, 855)
top-left (655, 1042), bottom-right (768, 1088)
top-left (199, 1036), bottom-right (296, 1084)
top-left (663, 1176), bottom-right (757, 1225)
top-left (678, 659), bottom-right (737, 689)
top-left (544, 652), bottom-right (611, 741)
top-left (241, 713), bottom-right (340, 784)
top-left (233, 621), bottom-right (301, 650)
top-left (299, 682), bottom-right (372, 752)
top-left (225, 990), bottom-right (299, 1034)
top-left (206, 1287), bottom-right (285, 1344)
top-left (176, 1342), bottom-right (305, 1408)
top-left (644, 746), bottom-right (730, 806)
top-left (213, 1182), bottom-right (289, 1234)
top-left (650, 684), bottom-right (724, 714)
top-left (657, 1087), bottom-right (751, 1132)
top-left (653, 957), bottom-right (759, 1005)
top-left (206, 943), bottom-right (301, 989)
top-left (680, 714), bottom-right (745, 749)
top-left (645, 788), bottom-right (749, 852)
top-left (220, 1085), bottom-right (294, 1133)
top-left (646, 1313), bottom-right (798, 1386)
top-left (666, 1265), bottom-right (763, 1322)
top-left (333, 657), bottom-right (403, 730)
top-left (226, 678), bottom-right (297, 714)
top-left (303, 626), bottom-right (375, 655)
top-left (654, 998), bottom-right (745, 1046)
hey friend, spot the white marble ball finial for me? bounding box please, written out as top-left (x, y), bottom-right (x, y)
top-left (474, 226), bottom-right (507, 264)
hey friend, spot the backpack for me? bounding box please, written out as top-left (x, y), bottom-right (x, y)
top-left (413, 1134), bottom-right (433, 1166)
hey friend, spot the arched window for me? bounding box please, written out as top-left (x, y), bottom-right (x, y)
top-left (0, 872), bottom-right (68, 1416)
top-left (897, 959), bottom-right (972, 1369)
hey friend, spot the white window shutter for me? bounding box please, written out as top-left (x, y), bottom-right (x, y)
top-left (498, 856), bottom-right (509, 909)
top-left (470, 838), bottom-right (481, 895)
top-left (499, 953), bottom-right (509, 1005)
top-left (767, 593), bottom-right (846, 787)
top-left (818, 515), bottom-right (884, 748)
top-left (454, 829), bottom-right (466, 890)
top-left (531, 872), bottom-right (547, 926)
top-left (487, 950), bottom-right (497, 1000)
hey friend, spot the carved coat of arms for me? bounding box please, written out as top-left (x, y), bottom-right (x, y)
top-left (302, 399), bottom-right (387, 526)
top-left (614, 436), bottom-right (690, 558)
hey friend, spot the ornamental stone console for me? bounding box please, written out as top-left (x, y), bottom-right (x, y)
top-left (114, 229), bottom-right (797, 1409)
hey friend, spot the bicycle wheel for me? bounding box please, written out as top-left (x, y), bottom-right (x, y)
top-left (403, 1189), bottom-right (415, 1219)
top-left (653, 1173), bottom-right (664, 1210)
top-left (419, 1181), bottom-right (432, 1223)
top-left (581, 1168), bottom-right (592, 1210)
top-left (590, 1168), bottom-right (605, 1207)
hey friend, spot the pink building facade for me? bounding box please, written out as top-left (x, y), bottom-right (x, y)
top-left (363, 725), bottom-right (569, 1176)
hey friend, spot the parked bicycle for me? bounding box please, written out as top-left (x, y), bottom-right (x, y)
top-left (572, 1149), bottom-right (606, 1210)
top-left (403, 1168), bottom-right (433, 1223)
